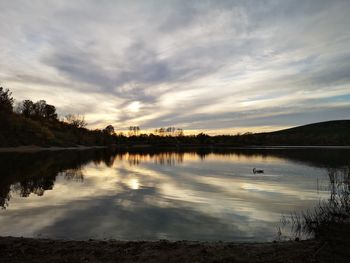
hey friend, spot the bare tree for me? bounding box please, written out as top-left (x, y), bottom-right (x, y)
top-left (176, 128), bottom-right (184, 137)
top-left (65, 114), bottom-right (87, 128)
top-left (166, 127), bottom-right (176, 136)
top-left (128, 126), bottom-right (140, 136)
top-left (155, 127), bottom-right (183, 136)
top-left (158, 127), bottom-right (165, 136)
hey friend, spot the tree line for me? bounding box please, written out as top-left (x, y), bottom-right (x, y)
top-left (1, 86), bottom-right (350, 147)
top-left (0, 87), bottom-right (116, 147)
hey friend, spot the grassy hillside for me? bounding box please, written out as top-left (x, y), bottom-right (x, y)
top-left (0, 112), bottom-right (115, 147)
top-left (271, 120), bottom-right (350, 136)
top-left (256, 120), bottom-right (350, 146)
top-left (212, 120), bottom-right (350, 147)
top-left (0, 87), bottom-right (116, 147)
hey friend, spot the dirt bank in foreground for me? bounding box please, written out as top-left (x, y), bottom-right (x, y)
top-left (0, 237), bottom-right (331, 263)
top-left (1, 224), bottom-right (350, 262)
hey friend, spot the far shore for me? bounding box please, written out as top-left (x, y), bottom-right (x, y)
top-left (1, 144), bottom-right (350, 153)
top-left (0, 145), bottom-right (107, 153)
top-left (118, 145), bottom-right (350, 149)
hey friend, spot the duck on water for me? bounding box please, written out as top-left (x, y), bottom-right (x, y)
top-left (253, 168), bottom-right (264, 174)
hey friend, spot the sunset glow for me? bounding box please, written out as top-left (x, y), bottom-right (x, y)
top-left (1, 1), bottom-right (350, 133)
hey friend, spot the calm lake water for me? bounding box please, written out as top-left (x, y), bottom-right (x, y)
top-left (0, 148), bottom-right (349, 241)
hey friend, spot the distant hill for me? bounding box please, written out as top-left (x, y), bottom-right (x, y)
top-left (117, 120), bottom-right (350, 147)
top-left (270, 120), bottom-right (350, 136)
top-left (245, 120), bottom-right (350, 146)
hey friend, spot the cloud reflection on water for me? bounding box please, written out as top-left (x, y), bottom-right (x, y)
top-left (0, 149), bottom-right (348, 241)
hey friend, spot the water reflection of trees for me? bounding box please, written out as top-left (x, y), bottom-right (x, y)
top-left (109, 148), bottom-right (350, 168)
top-left (61, 168), bottom-right (84, 182)
top-left (1, 148), bottom-right (350, 209)
top-left (125, 152), bottom-right (185, 166)
top-left (0, 149), bottom-right (116, 209)
top-left (121, 148), bottom-right (350, 168)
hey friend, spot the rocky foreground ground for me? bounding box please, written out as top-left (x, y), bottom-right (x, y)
top-left (0, 236), bottom-right (342, 263)
top-left (1, 223), bottom-right (349, 262)
top-left (0, 237), bottom-right (317, 263)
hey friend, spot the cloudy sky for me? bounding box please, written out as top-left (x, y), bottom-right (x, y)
top-left (1, 0), bottom-right (350, 134)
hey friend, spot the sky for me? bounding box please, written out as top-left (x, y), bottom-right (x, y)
top-left (1, 0), bottom-right (350, 134)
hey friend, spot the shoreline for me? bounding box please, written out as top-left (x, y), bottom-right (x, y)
top-left (0, 236), bottom-right (322, 263)
top-left (2, 223), bottom-right (349, 263)
top-left (1, 144), bottom-right (350, 153)
top-left (0, 145), bottom-right (107, 153)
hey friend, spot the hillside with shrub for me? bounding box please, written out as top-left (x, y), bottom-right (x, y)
top-left (0, 87), bottom-right (115, 147)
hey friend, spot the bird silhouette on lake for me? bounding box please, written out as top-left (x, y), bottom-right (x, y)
top-left (253, 168), bottom-right (264, 174)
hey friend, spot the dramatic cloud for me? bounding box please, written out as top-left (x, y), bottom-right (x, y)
top-left (1, 0), bottom-right (349, 133)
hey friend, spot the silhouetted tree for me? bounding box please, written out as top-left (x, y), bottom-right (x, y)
top-left (17, 99), bottom-right (57, 120)
top-left (103, 125), bottom-right (115, 135)
top-left (43, 104), bottom-right (57, 120)
top-left (33, 100), bottom-right (47, 118)
top-left (197, 132), bottom-right (210, 144)
top-left (0, 87), bottom-right (14, 113)
top-left (155, 127), bottom-right (183, 137)
top-left (128, 126), bottom-right (140, 136)
top-left (65, 114), bottom-right (87, 128)
top-left (19, 99), bottom-right (35, 117)
top-left (158, 127), bottom-right (165, 136)
top-left (166, 127), bottom-right (176, 136)
top-left (176, 128), bottom-right (184, 137)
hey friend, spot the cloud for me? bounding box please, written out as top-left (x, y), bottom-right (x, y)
top-left (0, 149), bottom-right (329, 240)
top-left (1, 0), bottom-right (350, 132)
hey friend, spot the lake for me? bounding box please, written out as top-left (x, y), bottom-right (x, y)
top-left (0, 148), bottom-right (349, 241)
